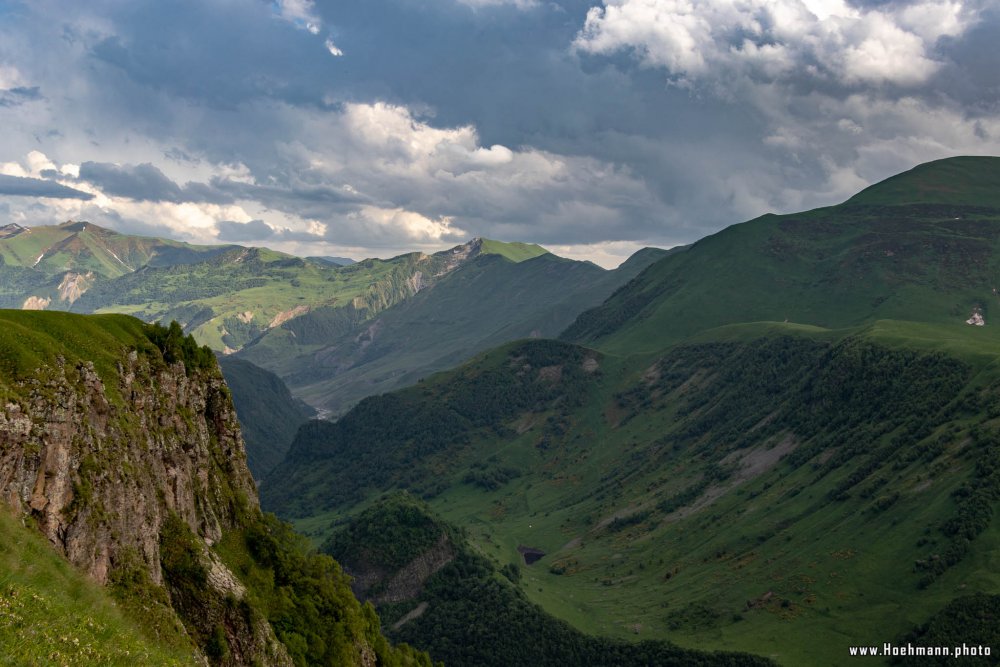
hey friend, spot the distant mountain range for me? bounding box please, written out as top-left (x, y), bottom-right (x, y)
top-left (0, 220), bottom-right (669, 423)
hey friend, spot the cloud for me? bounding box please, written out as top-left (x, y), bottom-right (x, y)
top-left (0, 86), bottom-right (42, 108)
top-left (77, 162), bottom-right (233, 204)
top-left (454, 0), bottom-right (539, 8)
top-left (274, 0), bottom-right (322, 34)
top-left (0, 174), bottom-right (94, 200)
top-left (324, 38), bottom-right (343, 56)
top-left (1, 0), bottom-right (998, 266)
top-left (574, 0), bottom-right (975, 89)
top-left (216, 219), bottom-right (276, 242)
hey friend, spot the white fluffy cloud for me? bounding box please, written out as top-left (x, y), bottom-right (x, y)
top-left (0, 101), bottom-right (666, 257)
top-left (274, 0), bottom-right (322, 34)
top-left (574, 0), bottom-right (974, 88)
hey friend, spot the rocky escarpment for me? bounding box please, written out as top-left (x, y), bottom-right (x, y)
top-left (0, 322), bottom-right (291, 665)
top-left (0, 353), bottom-right (253, 585)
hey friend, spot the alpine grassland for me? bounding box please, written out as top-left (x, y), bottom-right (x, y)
top-left (0, 492), bottom-right (198, 666)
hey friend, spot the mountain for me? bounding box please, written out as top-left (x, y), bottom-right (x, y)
top-left (0, 220), bottom-right (235, 279)
top-left (250, 247), bottom-right (669, 418)
top-left (308, 256), bottom-right (357, 267)
top-left (262, 157), bottom-right (1000, 665)
top-left (0, 310), bottom-right (432, 666)
top-left (564, 156), bottom-right (1000, 353)
top-left (217, 356), bottom-right (315, 479)
top-left (0, 221), bottom-right (236, 310)
top-left (1, 225), bottom-right (669, 420)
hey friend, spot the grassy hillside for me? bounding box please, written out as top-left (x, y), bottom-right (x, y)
top-left (0, 310), bottom-right (159, 402)
top-left (262, 248), bottom-right (667, 418)
top-left (0, 507), bottom-right (196, 666)
top-left (323, 494), bottom-right (774, 667)
top-left (563, 158), bottom-right (1000, 355)
top-left (847, 156), bottom-right (1000, 208)
top-left (0, 221), bottom-right (234, 310)
top-left (0, 221), bottom-right (233, 279)
top-left (264, 327), bottom-right (1000, 665)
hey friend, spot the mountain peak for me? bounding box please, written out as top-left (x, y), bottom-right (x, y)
top-left (0, 222), bottom-right (27, 239)
top-left (476, 238), bottom-right (549, 262)
top-left (846, 155), bottom-right (1000, 208)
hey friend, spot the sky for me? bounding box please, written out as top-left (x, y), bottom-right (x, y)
top-left (0, 0), bottom-right (998, 267)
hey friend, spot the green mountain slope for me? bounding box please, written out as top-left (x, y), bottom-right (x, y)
top-left (563, 157), bottom-right (1000, 354)
top-left (847, 156), bottom-right (1000, 208)
top-left (264, 328), bottom-right (1000, 665)
top-left (80, 236), bottom-right (552, 358)
top-left (262, 157), bottom-right (1000, 665)
top-left (323, 494), bottom-right (774, 667)
top-left (218, 356), bottom-right (316, 479)
top-left (0, 221), bottom-right (235, 310)
top-left (258, 248), bottom-right (667, 418)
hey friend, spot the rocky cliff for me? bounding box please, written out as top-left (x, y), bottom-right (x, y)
top-left (0, 352), bottom-right (253, 586)
top-left (0, 312), bottom-right (430, 667)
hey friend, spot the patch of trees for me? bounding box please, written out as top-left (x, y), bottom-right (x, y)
top-left (463, 461), bottom-right (520, 491)
top-left (263, 340), bottom-right (597, 516)
top-left (915, 425), bottom-right (1000, 586)
top-left (891, 594), bottom-right (1000, 666)
top-left (324, 494), bottom-right (452, 572)
top-left (144, 320), bottom-right (215, 373)
top-left (330, 500), bottom-right (773, 667)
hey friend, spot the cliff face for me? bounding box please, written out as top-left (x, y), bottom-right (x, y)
top-left (0, 314), bottom-right (291, 665)
top-left (1, 353), bottom-right (254, 587)
top-left (0, 312), bottom-right (432, 667)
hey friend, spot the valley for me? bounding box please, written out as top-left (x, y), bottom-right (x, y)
top-left (3, 156), bottom-right (1000, 666)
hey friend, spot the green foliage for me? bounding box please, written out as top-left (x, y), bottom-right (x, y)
top-left (892, 595), bottom-right (1000, 666)
top-left (264, 339), bottom-right (599, 515)
top-left (324, 495), bottom-right (450, 572)
top-left (145, 320), bottom-right (215, 373)
top-left (915, 426), bottom-right (1000, 586)
top-left (218, 356), bottom-right (315, 479)
top-left (327, 502), bottom-right (773, 667)
top-left (270, 322), bottom-right (1000, 664)
top-left (463, 462), bottom-right (521, 491)
top-left (216, 513), bottom-right (434, 667)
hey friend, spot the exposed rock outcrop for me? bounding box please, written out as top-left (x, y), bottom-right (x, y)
top-left (0, 342), bottom-right (291, 666)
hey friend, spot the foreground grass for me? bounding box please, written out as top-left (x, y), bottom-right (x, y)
top-left (0, 510), bottom-right (197, 666)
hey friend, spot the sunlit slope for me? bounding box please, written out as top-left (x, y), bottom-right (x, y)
top-left (0, 509), bottom-right (196, 666)
top-left (564, 157), bottom-right (1000, 354)
top-left (0, 221), bottom-right (232, 279)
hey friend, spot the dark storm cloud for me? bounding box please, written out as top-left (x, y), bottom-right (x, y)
top-left (77, 162), bottom-right (233, 204)
top-left (216, 219), bottom-right (274, 242)
top-left (0, 174), bottom-right (94, 200)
